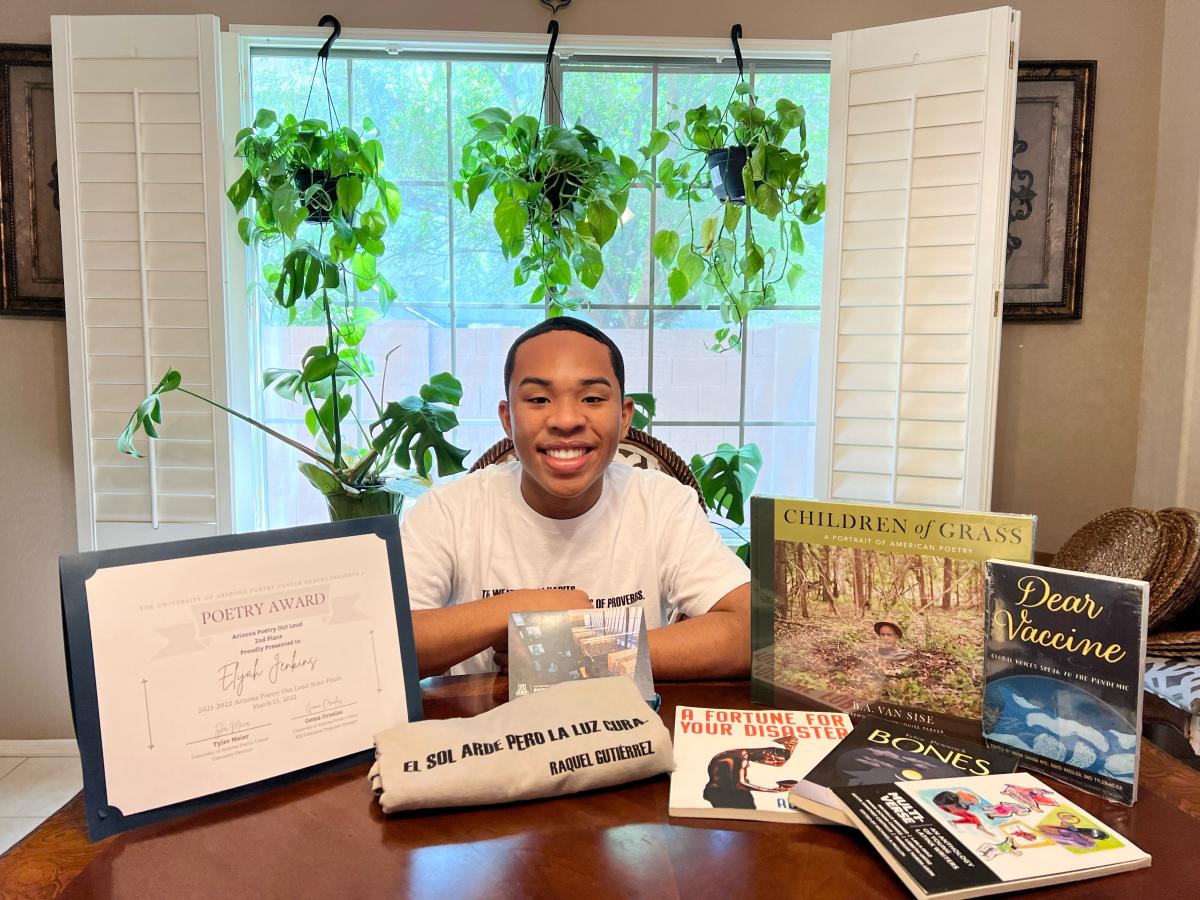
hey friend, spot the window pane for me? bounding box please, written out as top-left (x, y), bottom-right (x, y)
top-left (262, 421), bottom-right (331, 527)
top-left (562, 67), bottom-right (652, 163)
top-left (353, 59), bottom-right (447, 182)
top-left (652, 309), bottom-right (741, 422)
top-left (377, 184), bottom-right (450, 304)
top-left (455, 306), bottom-right (546, 426)
top-left (251, 56), bottom-right (349, 124)
top-left (745, 309), bottom-right (821, 423)
top-left (745, 424), bottom-right (815, 498)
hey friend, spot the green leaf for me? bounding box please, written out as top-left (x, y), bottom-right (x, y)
top-left (418, 371), bottom-right (464, 405)
top-left (652, 229), bottom-right (680, 267)
top-left (701, 216), bottom-right (718, 253)
top-left (789, 220), bottom-right (805, 254)
top-left (744, 242), bottom-right (765, 279)
top-left (786, 263), bottom-right (804, 292)
top-left (754, 183), bottom-right (783, 220)
top-left (627, 391), bottom-right (656, 430)
top-left (296, 461), bottom-right (344, 496)
top-left (371, 395), bottom-right (470, 479)
top-left (494, 196), bottom-right (527, 258)
top-left (668, 267), bottom-right (689, 303)
top-left (254, 108), bottom-right (277, 129)
top-left (469, 107), bottom-right (512, 128)
top-left (723, 203), bottom-right (743, 233)
top-left (677, 245), bottom-right (705, 287)
top-left (336, 175), bottom-right (364, 219)
top-left (116, 369), bottom-right (182, 457)
top-left (735, 542), bottom-right (751, 564)
top-left (301, 348), bottom-right (340, 383)
top-left (587, 201), bottom-right (618, 247)
top-left (226, 170), bottom-right (255, 213)
top-left (688, 442), bottom-right (762, 525)
top-left (640, 129), bottom-right (670, 158)
top-left (271, 185), bottom-right (304, 238)
top-left (381, 180), bottom-right (403, 223)
top-left (263, 367), bottom-right (304, 399)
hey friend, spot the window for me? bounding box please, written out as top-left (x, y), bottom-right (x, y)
top-left (245, 47), bottom-right (830, 529)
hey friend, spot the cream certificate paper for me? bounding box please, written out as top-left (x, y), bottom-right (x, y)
top-left (85, 532), bottom-right (411, 816)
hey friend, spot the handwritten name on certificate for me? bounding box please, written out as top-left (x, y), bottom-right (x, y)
top-left (83, 532), bottom-right (411, 816)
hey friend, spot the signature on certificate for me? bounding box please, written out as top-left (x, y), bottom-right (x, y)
top-left (218, 650), bottom-right (319, 696)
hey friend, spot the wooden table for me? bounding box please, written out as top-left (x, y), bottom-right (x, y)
top-left (2, 677), bottom-right (1199, 899)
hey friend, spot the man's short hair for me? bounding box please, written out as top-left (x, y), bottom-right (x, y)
top-left (503, 316), bottom-right (626, 397)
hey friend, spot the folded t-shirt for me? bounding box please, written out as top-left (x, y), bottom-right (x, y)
top-left (369, 677), bottom-right (674, 813)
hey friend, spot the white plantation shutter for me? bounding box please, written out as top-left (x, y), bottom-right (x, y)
top-left (52, 14), bottom-right (232, 551)
top-left (814, 7), bottom-right (1020, 510)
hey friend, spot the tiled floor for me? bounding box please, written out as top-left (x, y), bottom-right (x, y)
top-left (0, 756), bottom-right (83, 856)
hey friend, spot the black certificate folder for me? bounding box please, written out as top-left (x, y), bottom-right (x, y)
top-left (60, 515), bottom-right (422, 841)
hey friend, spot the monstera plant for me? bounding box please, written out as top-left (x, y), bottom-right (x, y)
top-left (118, 107), bottom-right (469, 520)
top-left (455, 107), bottom-right (656, 315)
top-left (647, 81), bottom-right (825, 350)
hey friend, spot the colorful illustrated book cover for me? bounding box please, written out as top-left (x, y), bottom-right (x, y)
top-left (750, 497), bottom-right (1036, 738)
top-left (789, 716), bottom-right (1018, 826)
top-left (508, 607), bottom-right (653, 702)
top-left (833, 772), bottom-right (1150, 899)
top-left (982, 561), bottom-right (1149, 805)
top-left (668, 705), bottom-right (852, 823)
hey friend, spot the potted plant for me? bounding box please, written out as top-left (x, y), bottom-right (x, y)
top-left (118, 107), bottom-right (468, 520)
top-left (454, 107), bottom-right (656, 315)
top-left (646, 81), bottom-right (826, 350)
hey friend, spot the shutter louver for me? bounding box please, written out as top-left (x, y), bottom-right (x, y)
top-left (815, 7), bottom-right (1020, 511)
top-left (53, 15), bottom-right (231, 551)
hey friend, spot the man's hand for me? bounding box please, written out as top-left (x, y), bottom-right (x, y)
top-left (413, 588), bottom-right (590, 678)
top-left (646, 582), bottom-right (749, 680)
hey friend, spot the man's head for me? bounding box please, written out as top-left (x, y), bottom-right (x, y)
top-left (874, 621), bottom-right (902, 646)
top-left (499, 318), bottom-right (635, 520)
top-left (503, 317), bottom-right (625, 398)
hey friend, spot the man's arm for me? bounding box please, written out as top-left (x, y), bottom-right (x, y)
top-left (412, 589), bottom-right (590, 678)
top-left (646, 582), bottom-right (749, 681)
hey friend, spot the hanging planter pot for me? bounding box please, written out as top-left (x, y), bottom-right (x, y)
top-left (294, 167), bottom-right (339, 223)
top-left (323, 482), bottom-right (406, 521)
top-left (706, 146), bottom-right (750, 206)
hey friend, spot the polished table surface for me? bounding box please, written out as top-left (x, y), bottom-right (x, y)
top-left (2, 677), bottom-right (1199, 899)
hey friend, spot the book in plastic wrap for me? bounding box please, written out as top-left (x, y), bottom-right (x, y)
top-left (750, 497), bottom-right (1036, 739)
top-left (982, 561), bottom-right (1149, 805)
top-left (788, 715), bottom-right (1018, 826)
top-left (508, 607), bottom-right (653, 702)
top-left (834, 771), bottom-right (1150, 899)
top-left (668, 705), bottom-right (851, 823)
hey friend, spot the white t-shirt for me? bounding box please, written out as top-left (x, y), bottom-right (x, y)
top-left (400, 460), bottom-right (750, 675)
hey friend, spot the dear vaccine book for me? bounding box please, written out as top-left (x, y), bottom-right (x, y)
top-left (668, 705), bottom-right (852, 823)
top-left (834, 772), bottom-right (1150, 900)
top-left (982, 561), bottom-right (1148, 805)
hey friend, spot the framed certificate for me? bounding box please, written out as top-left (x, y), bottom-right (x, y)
top-left (60, 516), bottom-right (421, 840)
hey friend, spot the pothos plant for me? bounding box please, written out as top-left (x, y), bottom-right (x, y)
top-left (118, 108), bottom-right (469, 520)
top-left (647, 81), bottom-right (826, 350)
top-left (454, 107), bottom-right (656, 315)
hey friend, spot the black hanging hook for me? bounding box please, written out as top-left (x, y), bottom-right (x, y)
top-left (545, 19), bottom-right (559, 69)
top-left (317, 14), bottom-right (341, 60)
top-left (730, 23), bottom-right (744, 78)
top-left (539, 0), bottom-right (573, 14)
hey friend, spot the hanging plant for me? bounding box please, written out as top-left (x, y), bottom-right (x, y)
top-left (645, 79), bottom-right (826, 350)
top-left (454, 17), bottom-right (657, 315)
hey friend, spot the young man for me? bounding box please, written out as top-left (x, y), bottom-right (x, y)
top-left (401, 317), bottom-right (751, 679)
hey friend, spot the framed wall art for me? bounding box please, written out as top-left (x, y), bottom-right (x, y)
top-left (1003, 61), bottom-right (1096, 322)
top-left (0, 43), bottom-right (64, 318)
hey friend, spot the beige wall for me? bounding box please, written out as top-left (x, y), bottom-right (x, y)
top-left (0, 1), bottom-right (1166, 737)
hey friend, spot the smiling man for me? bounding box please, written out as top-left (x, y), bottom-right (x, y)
top-left (401, 317), bottom-right (751, 680)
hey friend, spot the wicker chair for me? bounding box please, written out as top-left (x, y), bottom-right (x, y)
top-left (468, 427), bottom-right (706, 511)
